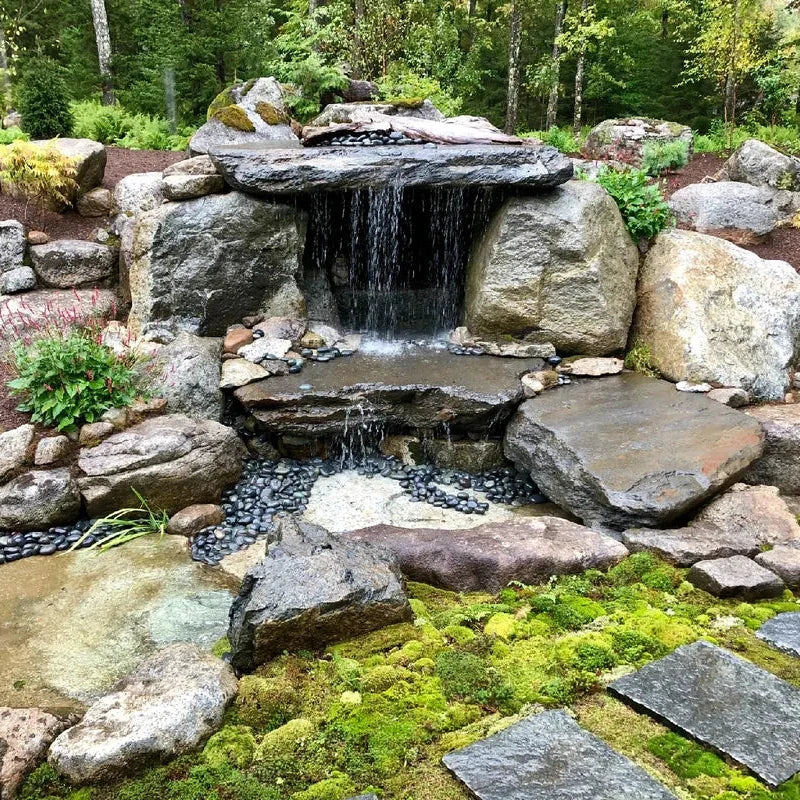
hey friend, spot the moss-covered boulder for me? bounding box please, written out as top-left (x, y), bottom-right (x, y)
top-left (582, 117), bottom-right (693, 165)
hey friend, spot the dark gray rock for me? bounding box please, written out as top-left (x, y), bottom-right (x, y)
top-left (228, 518), bottom-right (412, 673)
top-left (1, 266), bottom-right (36, 294)
top-left (442, 710), bottom-right (678, 800)
top-left (756, 546), bottom-right (800, 588)
top-left (610, 640), bottom-right (800, 787)
top-left (622, 526), bottom-right (759, 566)
top-left (0, 469), bottom-right (81, 531)
top-left (0, 220), bottom-right (25, 273)
top-left (210, 143), bottom-right (573, 195)
top-left (234, 350), bottom-right (543, 438)
top-left (29, 240), bottom-right (115, 288)
top-left (687, 555), bottom-right (785, 599)
top-left (757, 612), bottom-right (800, 657)
top-left (742, 405), bottom-right (800, 494)
top-left (343, 517), bottom-right (628, 593)
top-left (503, 373), bottom-right (765, 528)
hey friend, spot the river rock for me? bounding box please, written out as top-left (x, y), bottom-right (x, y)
top-left (77, 414), bottom-right (245, 517)
top-left (708, 387), bottom-right (749, 407)
top-left (557, 357), bottom-right (624, 376)
top-left (0, 220), bottom-right (25, 273)
top-left (687, 555), bottom-right (784, 599)
top-left (342, 517), bottom-right (628, 592)
top-left (145, 333), bottom-right (223, 420)
top-left (48, 644), bottom-right (237, 783)
top-left (0, 424), bottom-right (33, 483)
top-left (223, 328), bottom-right (253, 354)
top-left (755, 547), bottom-right (800, 589)
top-left (503, 373), bottom-right (764, 528)
top-left (0, 469), bottom-right (81, 531)
top-left (716, 138), bottom-right (800, 190)
top-left (582, 117), bottom-right (693, 165)
top-left (668, 181), bottom-right (796, 244)
top-left (29, 240), bottom-right (115, 288)
top-left (126, 192), bottom-right (305, 337)
top-left (0, 707), bottom-right (71, 800)
top-left (210, 142), bottom-right (573, 195)
top-left (220, 358), bottom-right (270, 389)
top-left (630, 229), bottom-right (800, 400)
top-left (690, 483), bottom-right (800, 546)
top-left (167, 504), bottom-right (225, 537)
top-left (742, 405), bottom-right (800, 493)
top-left (464, 181), bottom-right (638, 355)
top-left (622, 526), bottom-right (759, 566)
top-left (228, 518), bottom-right (412, 672)
top-left (189, 77), bottom-right (298, 155)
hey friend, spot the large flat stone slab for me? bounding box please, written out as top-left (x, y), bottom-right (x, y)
top-left (610, 640), bottom-right (800, 787)
top-left (210, 142), bottom-right (573, 195)
top-left (687, 555), bottom-right (784, 599)
top-left (503, 373), bottom-right (764, 528)
top-left (622, 525), bottom-right (759, 566)
top-left (235, 350), bottom-right (542, 437)
top-left (757, 612), bottom-right (800, 657)
top-left (442, 710), bottom-right (677, 799)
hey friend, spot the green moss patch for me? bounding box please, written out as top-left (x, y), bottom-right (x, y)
top-left (212, 105), bottom-right (255, 131)
top-left (255, 101), bottom-right (289, 126)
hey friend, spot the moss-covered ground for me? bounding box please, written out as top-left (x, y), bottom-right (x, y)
top-left (23, 553), bottom-right (800, 800)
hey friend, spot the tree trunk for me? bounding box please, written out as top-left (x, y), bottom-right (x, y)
top-left (724, 0), bottom-right (739, 129)
top-left (0, 27), bottom-right (11, 111)
top-left (572, 0), bottom-right (589, 137)
top-left (90, 0), bottom-right (114, 105)
top-left (545, 0), bottom-right (567, 129)
top-left (504, 0), bottom-right (522, 134)
top-left (353, 0), bottom-right (366, 78)
top-left (468, 0), bottom-right (477, 16)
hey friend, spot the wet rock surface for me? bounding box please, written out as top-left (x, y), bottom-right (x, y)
top-left (610, 640), bottom-right (800, 787)
top-left (0, 469), bottom-right (81, 532)
top-left (343, 517), bottom-right (627, 592)
top-left (504, 373), bottom-right (764, 528)
top-left (234, 349), bottom-right (539, 437)
top-left (687, 555), bottom-right (785, 599)
top-left (742, 405), bottom-right (800, 494)
top-left (757, 612), bottom-right (800, 657)
top-left (48, 643), bottom-right (238, 783)
top-left (210, 143), bottom-right (573, 195)
top-left (442, 710), bottom-right (678, 799)
top-left (227, 518), bottom-right (412, 672)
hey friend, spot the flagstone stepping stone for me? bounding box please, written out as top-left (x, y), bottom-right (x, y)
top-left (687, 555), bottom-right (784, 599)
top-left (442, 710), bottom-right (678, 799)
top-left (757, 612), bottom-right (800, 657)
top-left (610, 640), bottom-right (800, 787)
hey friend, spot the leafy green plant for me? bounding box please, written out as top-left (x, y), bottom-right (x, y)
top-left (0, 140), bottom-right (79, 210)
top-left (592, 166), bottom-right (673, 240)
top-left (279, 54), bottom-right (349, 121)
top-left (520, 125), bottom-right (591, 154)
top-left (17, 57), bottom-right (73, 139)
top-left (0, 126), bottom-right (29, 145)
top-left (8, 326), bottom-right (139, 432)
top-left (624, 341), bottom-right (660, 378)
top-left (641, 140), bottom-right (690, 176)
top-left (68, 489), bottom-right (168, 553)
top-left (378, 68), bottom-right (462, 117)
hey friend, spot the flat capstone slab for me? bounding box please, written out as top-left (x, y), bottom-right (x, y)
top-left (610, 640), bottom-right (800, 787)
top-left (442, 710), bottom-right (678, 800)
top-left (757, 612), bottom-right (800, 657)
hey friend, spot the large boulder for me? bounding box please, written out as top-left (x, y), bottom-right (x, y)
top-left (126, 192), bottom-right (305, 338)
top-left (716, 138), bottom-right (800, 190)
top-left (34, 138), bottom-right (106, 199)
top-left (503, 373), bottom-right (765, 528)
top-left (463, 180), bottom-right (639, 355)
top-left (343, 517), bottom-right (628, 592)
top-left (630, 229), bottom-right (800, 400)
top-left (29, 240), bottom-right (115, 288)
top-left (189, 77), bottom-right (298, 156)
top-left (0, 469), bottom-right (81, 531)
top-left (48, 644), bottom-right (237, 784)
top-left (742, 405), bottom-right (800, 493)
top-left (0, 707), bottom-right (71, 800)
top-left (77, 414), bottom-right (245, 516)
top-left (582, 117), bottom-right (693, 165)
top-left (145, 333), bottom-right (223, 421)
top-left (669, 181), bottom-right (798, 245)
top-left (228, 518), bottom-right (412, 673)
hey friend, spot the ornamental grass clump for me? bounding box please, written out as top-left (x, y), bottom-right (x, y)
top-left (7, 325), bottom-right (139, 432)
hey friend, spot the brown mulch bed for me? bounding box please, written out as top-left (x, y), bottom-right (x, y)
top-left (0, 146), bottom-right (185, 241)
top-left (661, 152), bottom-right (800, 270)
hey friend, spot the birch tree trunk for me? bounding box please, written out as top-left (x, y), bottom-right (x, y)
top-left (353, 0), bottom-right (366, 78)
top-left (504, 0), bottom-right (522, 135)
top-left (90, 0), bottom-right (114, 105)
top-left (0, 27), bottom-right (11, 111)
top-left (545, 0), bottom-right (567, 130)
top-left (572, 0), bottom-right (589, 137)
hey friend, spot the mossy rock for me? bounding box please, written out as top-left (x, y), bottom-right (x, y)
top-left (212, 105), bottom-right (255, 132)
top-left (202, 725), bottom-right (257, 769)
top-left (207, 86), bottom-right (239, 121)
top-left (257, 718), bottom-right (315, 761)
top-left (290, 772), bottom-right (355, 800)
top-left (256, 101), bottom-right (290, 126)
top-left (234, 674), bottom-right (299, 729)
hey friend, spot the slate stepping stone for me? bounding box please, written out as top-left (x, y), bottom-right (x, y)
top-left (757, 612), bottom-right (800, 657)
top-left (610, 640), bottom-right (800, 787)
top-left (687, 555), bottom-right (784, 599)
top-left (442, 710), bottom-right (678, 799)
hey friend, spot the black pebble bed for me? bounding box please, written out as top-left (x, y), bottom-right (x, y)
top-left (0, 455), bottom-right (548, 567)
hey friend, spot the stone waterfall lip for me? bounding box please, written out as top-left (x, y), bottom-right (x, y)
top-left (209, 142), bottom-right (574, 195)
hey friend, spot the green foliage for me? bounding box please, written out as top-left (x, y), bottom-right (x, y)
top-left (520, 125), bottom-right (590, 154)
top-left (8, 326), bottom-right (139, 432)
top-left (378, 68), bottom-right (462, 117)
top-left (0, 126), bottom-right (29, 145)
top-left (278, 54), bottom-right (349, 122)
top-left (641, 140), bottom-right (690, 176)
top-left (624, 341), bottom-right (660, 378)
top-left (0, 140), bottom-right (78, 210)
top-left (648, 732), bottom-right (728, 779)
top-left (203, 726), bottom-right (258, 770)
top-left (17, 57), bottom-right (73, 139)
top-left (591, 167), bottom-right (673, 240)
top-left (695, 122), bottom-right (800, 157)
